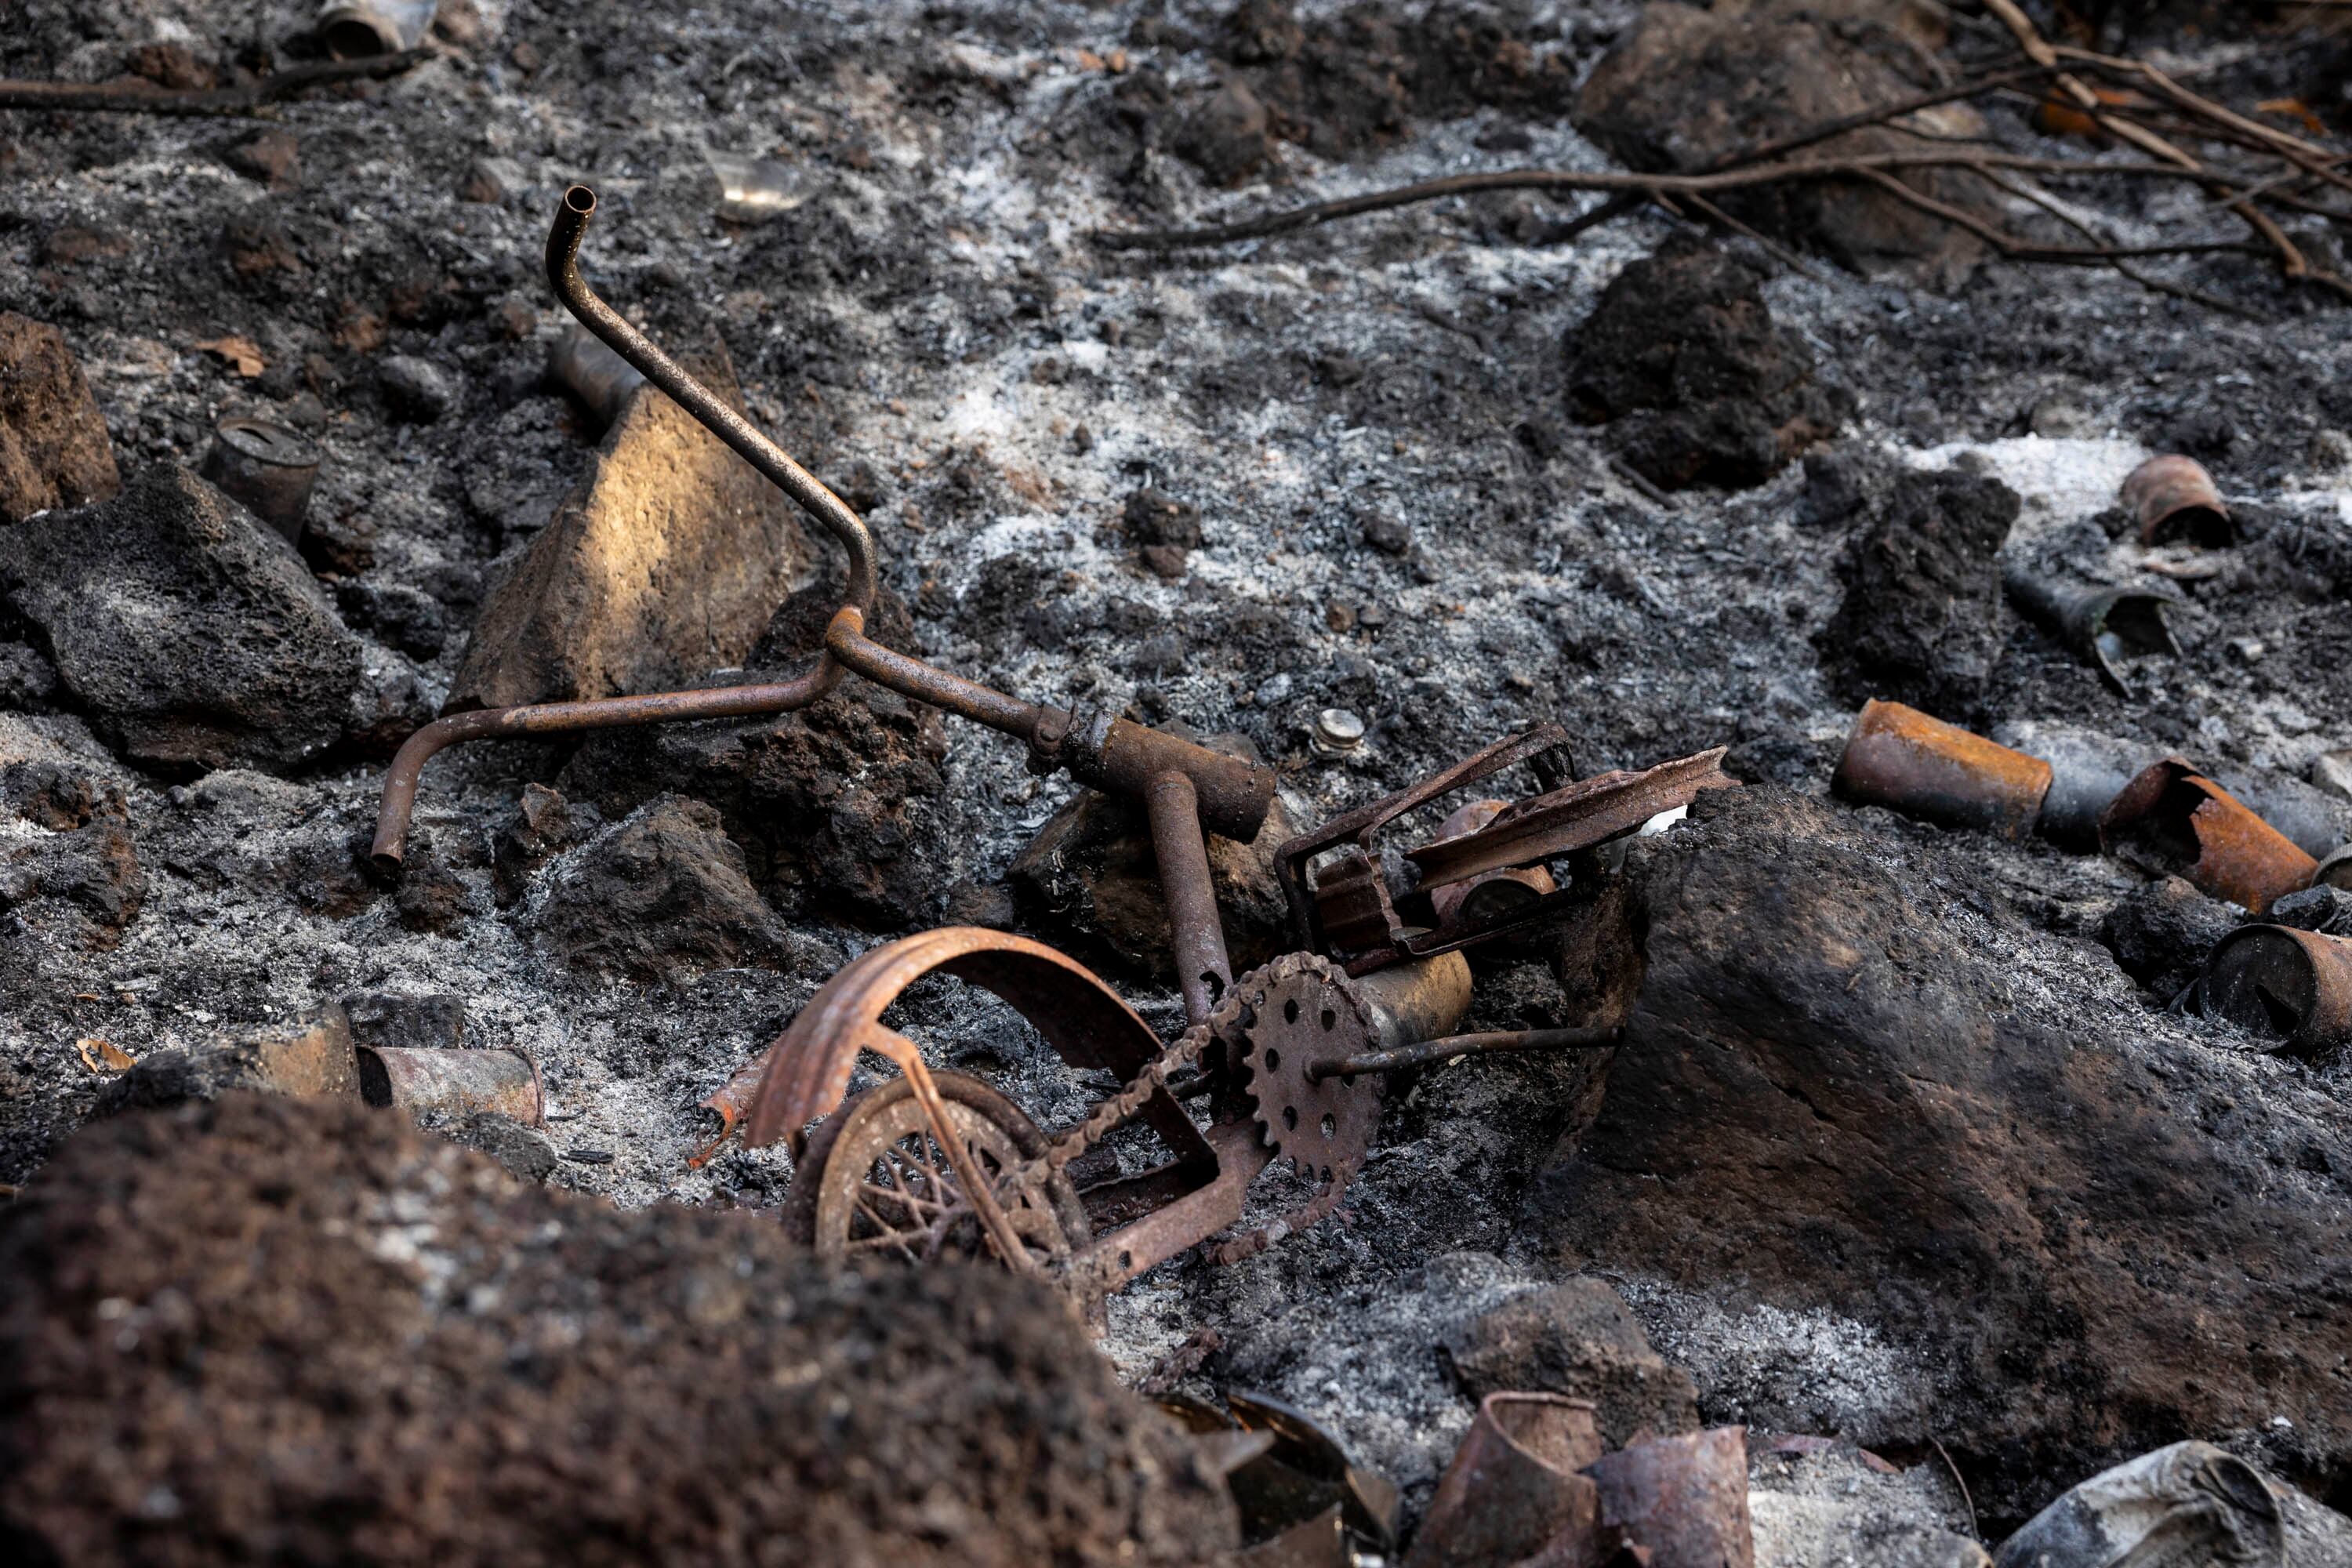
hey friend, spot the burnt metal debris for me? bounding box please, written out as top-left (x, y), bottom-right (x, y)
top-left (1407, 1393), bottom-right (1609, 1568)
top-left (365, 185), bottom-right (1733, 1299)
top-left (545, 324), bottom-right (646, 430)
top-left (2100, 758), bottom-right (2318, 914)
top-left (1836, 706), bottom-right (2331, 917)
top-left (1586, 1428), bottom-right (1757, 1568)
top-left (200, 416), bottom-right (321, 543)
top-left (357, 1044), bottom-right (546, 1126)
top-left (317, 2), bottom-right (438, 60)
top-left (1833, 699), bottom-right (2051, 841)
top-left (2001, 563), bottom-right (2180, 692)
top-left (2120, 453), bottom-right (2233, 547)
top-left (1161, 1389), bottom-right (1397, 1563)
top-left (2198, 926), bottom-right (2352, 1058)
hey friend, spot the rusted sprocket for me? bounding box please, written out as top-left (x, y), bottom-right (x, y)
top-left (1226, 953), bottom-right (1381, 1186)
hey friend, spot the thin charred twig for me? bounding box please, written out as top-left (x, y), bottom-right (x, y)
top-left (1977, 0), bottom-right (2329, 292)
top-left (0, 49), bottom-right (430, 118)
top-left (1095, 64), bottom-right (2062, 250)
top-left (1097, 151), bottom-right (2241, 251)
top-left (1978, 165), bottom-right (2267, 319)
top-left (1853, 166), bottom-right (2261, 265)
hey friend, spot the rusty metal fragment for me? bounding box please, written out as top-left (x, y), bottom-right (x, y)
top-left (1992, 1441), bottom-right (2281, 1568)
top-left (2002, 564), bottom-right (2180, 691)
top-left (546, 323), bottom-right (645, 430)
top-left (1585, 1427), bottom-right (1756, 1568)
top-left (2099, 758), bottom-right (2317, 913)
top-left (1407, 1392), bottom-right (1610, 1568)
top-left (1427, 799), bottom-right (1559, 931)
top-left (2318, 843), bottom-right (2352, 891)
top-left (2121, 454), bottom-right (2232, 546)
top-left (2198, 926), bottom-right (2352, 1058)
top-left (318, 1), bottom-right (437, 59)
top-left (1834, 699), bottom-right (2053, 840)
top-left (358, 1045), bottom-right (545, 1125)
top-left (200, 416), bottom-right (321, 543)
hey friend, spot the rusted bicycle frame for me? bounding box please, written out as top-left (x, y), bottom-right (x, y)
top-left (371, 186), bottom-right (1733, 1299)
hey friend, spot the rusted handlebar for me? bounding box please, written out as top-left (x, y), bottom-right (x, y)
top-left (370, 187), bottom-right (1279, 872)
top-left (550, 184), bottom-right (877, 613)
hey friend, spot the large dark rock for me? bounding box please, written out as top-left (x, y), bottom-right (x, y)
top-left (0, 466), bottom-right (362, 774)
top-left (1564, 236), bottom-right (1844, 492)
top-left (558, 582), bottom-right (949, 930)
top-left (0, 313), bottom-right (120, 524)
top-left (527, 794), bottom-right (793, 983)
top-left (0, 1092), bottom-right (1238, 1567)
top-left (1574, 2), bottom-right (1993, 286)
top-left (0, 753), bottom-right (143, 950)
top-left (448, 336), bottom-right (810, 712)
top-left (1531, 788), bottom-right (2352, 1526)
top-left (1818, 458), bottom-right (2019, 719)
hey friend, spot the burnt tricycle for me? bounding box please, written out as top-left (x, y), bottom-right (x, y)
top-left (371, 185), bottom-right (1731, 1302)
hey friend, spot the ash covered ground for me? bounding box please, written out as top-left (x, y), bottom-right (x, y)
top-left (5, 1), bottom-right (2352, 1563)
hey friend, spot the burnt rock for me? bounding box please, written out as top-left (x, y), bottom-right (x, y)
top-left (1532, 787), bottom-right (2352, 1524)
top-left (0, 642), bottom-right (60, 710)
top-left (2265, 884), bottom-right (2352, 937)
top-left (1442, 1279), bottom-right (1702, 1449)
top-left (528, 794), bottom-right (793, 983)
top-left (0, 313), bottom-right (122, 524)
top-left (0, 758), bottom-right (143, 950)
top-left (445, 1112), bottom-right (561, 1182)
top-left (560, 582), bottom-right (949, 929)
top-left (492, 782), bottom-right (591, 906)
top-left (448, 335), bottom-right (809, 711)
top-left (1007, 738), bottom-right (1297, 983)
top-left (0, 1093), bottom-right (1239, 1567)
top-left (1123, 487), bottom-right (1203, 579)
top-left (1575, 2), bottom-right (1991, 285)
top-left (2100, 876), bottom-right (2239, 1000)
top-left (0, 466), bottom-right (363, 774)
top-left (1820, 460), bottom-right (2018, 719)
top-left (221, 128), bottom-right (301, 190)
top-left (1564, 236), bottom-right (1843, 492)
top-left (1174, 78), bottom-right (1275, 185)
top-left (1207, 0), bottom-right (1576, 161)
top-left (335, 578), bottom-right (448, 661)
top-left (378, 354), bottom-right (458, 423)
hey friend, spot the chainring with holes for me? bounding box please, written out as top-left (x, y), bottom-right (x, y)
top-left (1231, 953), bottom-right (1382, 1189)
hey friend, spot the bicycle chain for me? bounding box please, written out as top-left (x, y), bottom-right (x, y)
top-left (987, 952), bottom-right (1370, 1268)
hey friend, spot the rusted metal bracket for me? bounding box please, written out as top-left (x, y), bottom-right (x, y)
top-left (1278, 731), bottom-right (1733, 972)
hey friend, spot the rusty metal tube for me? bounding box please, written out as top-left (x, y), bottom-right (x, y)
top-left (370, 671), bottom-right (840, 870)
top-left (1146, 771), bottom-right (1234, 1027)
top-left (2198, 925), bottom-right (2352, 1058)
top-left (2122, 453), bottom-right (2232, 546)
top-left (1313, 1025), bottom-right (1623, 1080)
top-left (548, 185), bottom-right (877, 615)
top-left (2099, 757), bottom-right (2317, 913)
top-left (2002, 564), bottom-right (2179, 691)
top-left (358, 1044), bottom-right (545, 1125)
top-left (1832, 699), bottom-right (2053, 840)
top-left (1405, 1393), bottom-right (1607, 1568)
top-left (1348, 950), bottom-right (1473, 1054)
top-left (1584, 1428), bottom-right (1756, 1568)
top-left (822, 607), bottom-right (1047, 735)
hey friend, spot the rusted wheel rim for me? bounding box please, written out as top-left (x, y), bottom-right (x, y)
top-left (806, 1073), bottom-right (1089, 1268)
